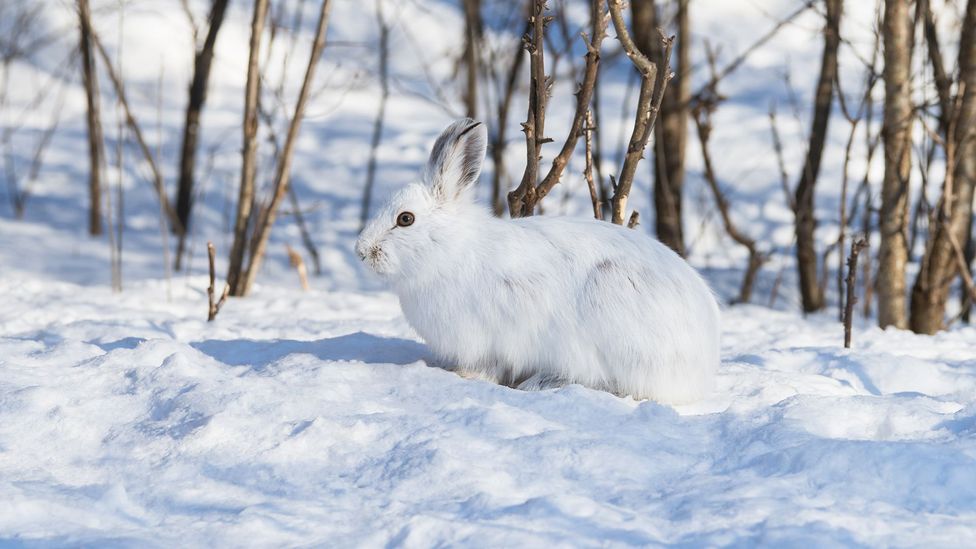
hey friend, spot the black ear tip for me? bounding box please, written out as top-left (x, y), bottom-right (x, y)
top-left (458, 120), bottom-right (483, 138)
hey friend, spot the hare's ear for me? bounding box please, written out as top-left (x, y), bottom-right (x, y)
top-left (424, 118), bottom-right (487, 202)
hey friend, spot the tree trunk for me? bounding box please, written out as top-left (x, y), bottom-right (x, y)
top-left (237, 0), bottom-right (333, 296)
top-left (226, 0), bottom-right (269, 295)
top-left (461, 0), bottom-right (482, 119)
top-left (909, 0), bottom-right (976, 334)
top-left (174, 0), bottom-right (230, 270)
top-left (792, 0), bottom-right (841, 313)
top-left (607, 1), bottom-right (672, 226)
top-left (77, 0), bottom-right (103, 236)
top-left (877, 0), bottom-right (914, 329)
top-left (632, 0), bottom-right (688, 255)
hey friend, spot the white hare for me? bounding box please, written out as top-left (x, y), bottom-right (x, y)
top-left (356, 119), bottom-right (720, 404)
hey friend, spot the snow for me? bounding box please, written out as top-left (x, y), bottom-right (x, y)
top-left (2, 273), bottom-right (975, 545)
top-left (2, 0), bottom-right (975, 545)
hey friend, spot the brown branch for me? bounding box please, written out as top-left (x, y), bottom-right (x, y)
top-left (793, 0), bottom-right (842, 314)
top-left (507, 0), bottom-right (607, 217)
top-left (226, 0), bottom-right (269, 295)
top-left (252, 53), bottom-right (322, 278)
top-left (533, 2), bottom-right (607, 205)
top-left (77, 0), bottom-right (103, 236)
top-left (175, 0), bottom-right (231, 271)
top-left (635, 0), bottom-right (688, 255)
top-left (844, 237), bottom-right (867, 348)
top-left (461, 0), bottom-right (483, 119)
top-left (608, 0), bottom-right (673, 225)
top-left (627, 210), bottom-right (639, 229)
top-left (507, 0), bottom-right (549, 217)
top-left (239, 0), bottom-right (333, 296)
top-left (207, 241), bottom-right (229, 321)
top-left (693, 105), bottom-right (766, 304)
top-left (767, 106), bottom-right (794, 210)
top-left (917, 0), bottom-right (952, 129)
top-left (947, 226), bottom-right (976, 305)
top-left (608, 0), bottom-right (655, 77)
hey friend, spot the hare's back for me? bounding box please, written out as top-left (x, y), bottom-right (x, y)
top-left (515, 215), bottom-right (691, 271)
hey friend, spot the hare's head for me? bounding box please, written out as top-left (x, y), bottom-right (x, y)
top-left (355, 118), bottom-right (488, 278)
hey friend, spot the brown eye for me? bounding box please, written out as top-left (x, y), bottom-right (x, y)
top-left (396, 211), bottom-right (415, 227)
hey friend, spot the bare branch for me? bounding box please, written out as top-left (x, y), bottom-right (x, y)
top-left (627, 210), bottom-right (639, 229)
top-left (240, 0), bottom-right (334, 295)
top-left (844, 237), bottom-right (867, 348)
top-left (693, 103), bottom-right (766, 304)
top-left (175, 0), bottom-right (231, 271)
top-left (77, 0), bottom-right (103, 235)
top-left (507, 0), bottom-right (550, 217)
top-left (608, 1), bottom-right (673, 225)
top-left (207, 241), bottom-right (229, 321)
top-left (226, 0), bottom-right (270, 295)
top-left (508, 0), bottom-right (608, 217)
top-left (767, 105), bottom-right (794, 210)
top-left (533, 2), bottom-right (608, 204)
top-left (608, 0), bottom-right (655, 78)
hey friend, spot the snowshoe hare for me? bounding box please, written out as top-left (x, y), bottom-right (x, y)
top-left (356, 119), bottom-right (721, 404)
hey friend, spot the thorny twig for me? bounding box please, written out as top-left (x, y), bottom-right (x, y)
top-left (508, 0), bottom-right (608, 217)
top-left (607, 0), bottom-right (673, 225)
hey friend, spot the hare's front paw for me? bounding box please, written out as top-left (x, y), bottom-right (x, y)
top-left (516, 372), bottom-right (568, 392)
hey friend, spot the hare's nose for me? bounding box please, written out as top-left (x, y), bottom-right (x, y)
top-left (354, 239), bottom-right (368, 261)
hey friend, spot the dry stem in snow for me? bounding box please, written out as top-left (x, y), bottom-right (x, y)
top-left (207, 241), bottom-right (229, 321)
top-left (844, 238), bottom-right (867, 348)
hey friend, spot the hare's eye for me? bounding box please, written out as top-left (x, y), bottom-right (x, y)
top-left (396, 211), bottom-right (415, 227)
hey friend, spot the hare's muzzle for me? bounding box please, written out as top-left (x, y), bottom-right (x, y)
top-left (354, 239), bottom-right (369, 262)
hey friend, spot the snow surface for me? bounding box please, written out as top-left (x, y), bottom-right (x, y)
top-left (2, 273), bottom-right (976, 546)
top-left (2, 0), bottom-right (976, 545)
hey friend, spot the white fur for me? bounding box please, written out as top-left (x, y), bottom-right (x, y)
top-left (356, 119), bottom-right (721, 404)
